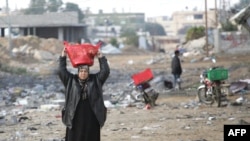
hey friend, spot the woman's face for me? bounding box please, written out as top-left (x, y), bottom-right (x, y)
top-left (78, 69), bottom-right (89, 80)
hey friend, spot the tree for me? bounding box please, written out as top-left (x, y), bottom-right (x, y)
top-left (25, 0), bottom-right (46, 14)
top-left (23, 0), bottom-right (83, 21)
top-left (63, 2), bottom-right (84, 22)
top-left (120, 27), bottom-right (138, 47)
top-left (185, 26), bottom-right (205, 41)
top-left (46, 0), bottom-right (63, 12)
top-left (109, 38), bottom-right (118, 47)
top-left (221, 20), bottom-right (238, 31)
top-left (144, 22), bottom-right (166, 36)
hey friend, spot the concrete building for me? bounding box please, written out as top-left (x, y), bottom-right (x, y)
top-left (0, 12), bottom-right (87, 42)
top-left (147, 9), bottom-right (217, 40)
top-left (85, 12), bottom-right (145, 39)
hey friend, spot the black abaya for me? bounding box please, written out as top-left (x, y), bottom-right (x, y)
top-left (65, 98), bottom-right (100, 141)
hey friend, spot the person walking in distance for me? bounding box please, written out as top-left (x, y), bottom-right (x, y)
top-left (171, 50), bottom-right (182, 90)
top-left (57, 46), bottom-right (110, 141)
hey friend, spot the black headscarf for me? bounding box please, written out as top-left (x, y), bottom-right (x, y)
top-left (78, 65), bottom-right (89, 73)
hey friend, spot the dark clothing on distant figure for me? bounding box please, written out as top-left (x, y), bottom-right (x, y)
top-left (58, 56), bottom-right (110, 141)
top-left (171, 55), bottom-right (182, 75)
top-left (171, 53), bottom-right (182, 89)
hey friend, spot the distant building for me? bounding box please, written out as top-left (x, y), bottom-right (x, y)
top-left (146, 9), bottom-right (217, 50)
top-left (147, 9), bottom-right (217, 41)
top-left (85, 12), bottom-right (145, 39)
top-left (0, 12), bottom-right (87, 42)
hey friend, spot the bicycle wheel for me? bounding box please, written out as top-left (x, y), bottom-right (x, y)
top-left (197, 87), bottom-right (214, 105)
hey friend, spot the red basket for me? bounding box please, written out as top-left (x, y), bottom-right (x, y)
top-left (132, 68), bottom-right (154, 86)
top-left (64, 41), bottom-right (100, 68)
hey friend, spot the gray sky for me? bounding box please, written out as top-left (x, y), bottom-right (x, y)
top-left (1, 0), bottom-right (240, 17)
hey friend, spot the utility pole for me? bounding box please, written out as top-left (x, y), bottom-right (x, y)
top-left (214, 0), bottom-right (221, 53)
top-left (6, 0), bottom-right (12, 56)
top-left (104, 19), bottom-right (108, 42)
top-left (215, 0), bottom-right (218, 27)
top-left (205, 0), bottom-right (209, 57)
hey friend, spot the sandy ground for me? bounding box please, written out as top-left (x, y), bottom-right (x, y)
top-left (2, 93), bottom-right (249, 141)
top-left (1, 51), bottom-right (250, 141)
top-left (102, 95), bottom-right (250, 141)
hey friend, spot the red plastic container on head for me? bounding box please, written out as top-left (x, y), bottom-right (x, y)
top-left (132, 68), bottom-right (154, 86)
top-left (64, 41), bottom-right (101, 68)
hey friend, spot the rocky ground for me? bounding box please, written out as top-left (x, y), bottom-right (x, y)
top-left (0, 36), bottom-right (250, 141)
